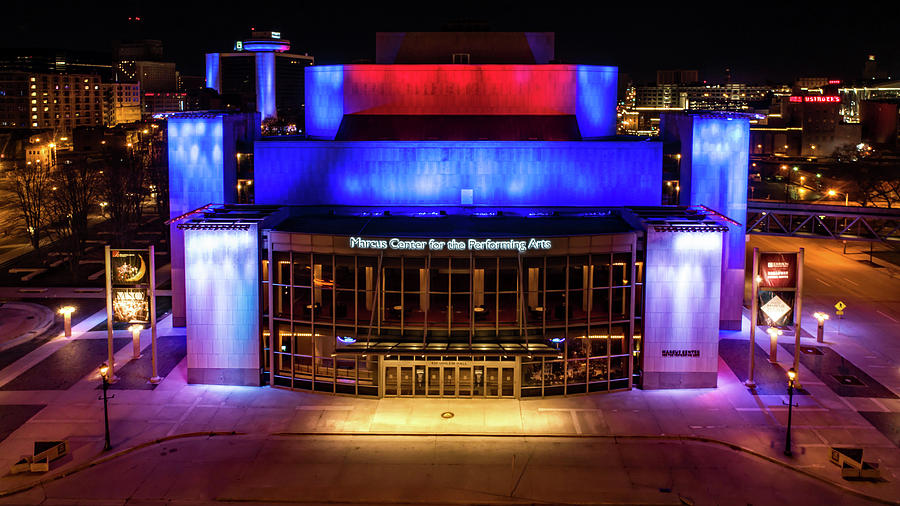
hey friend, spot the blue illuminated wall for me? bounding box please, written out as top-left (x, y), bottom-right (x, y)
top-left (168, 112), bottom-right (259, 326)
top-left (304, 65), bottom-right (617, 140)
top-left (205, 53), bottom-right (220, 92)
top-left (184, 226), bottom-right (261, 386)
top-left (305, 66), bottom-right (344, 139)
top-left (643, 229), bottom-right (724, 388)
top-left (255, 52), bottom-right (276, 121)
top-left (253, 140), bottom-right (661, 207)
top-left (662, 113), bottom-right (750, 331)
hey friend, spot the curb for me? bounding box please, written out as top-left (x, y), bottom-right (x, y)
top-left (1, 431), bottom-right (895, 504)
top-left (0, 302), bottom-right (56, 352)
top-left (0, 431), bottom-right (243, 499)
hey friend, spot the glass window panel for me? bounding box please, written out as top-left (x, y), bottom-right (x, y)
top-left (274, 285), bottom-right (290, 319)
top-left (610, 322), bottom-right (629, 356)
top-left (295, 355), bottom-right (313, 379)
top-left (292, 253), bottom-right (310, 286)
top-left (610, 356), bottom-right (628, 380)
top-left (292, 286), bottom-right (312, 321)
top-left (261, 258), bottom-right (269, 282)
top-left (273, 251), bottom-right (290, 284)
top-left (335, 358), bottom-right (356, 379)
top-left (276, 322), bottom-right (292, 354)
top-left (450, 293), bottom-right (469, 325)
top-left (497, 293), bottom-right (518, 325)
top-left (567, 336), bottom-right (587, 359)
top-left (430, 258), bottom-right (450, 292)
top-left (498, 258), bottom-right (518, 291)
top-left (591, 289), bottom-right (610, 321)
top-left (450, 257), bottom-right (469, 293)
top-left (589, 327), bottom-right (609, 356)
top-left (382, 257), bottom-right (402, 292)
top-left (358, 357), bottom-right (377, 386)
top-left (568, 255), bottom-right (589, 289)
top-left (546, 291), bottom-right (565, 322)
top-left (335, 290), bottom-right (354, 324)
top-left (591, 254), bottom-right (610, 288)
top-left (294, 326), bottom-right (313, 355)
top-left (612, 253), bottom-right (631, 286)
top-left (356, 291), bottom-right (373, 324)
top-left (357, 257), bottom-right (377, 292)
top-left (543, 360), bottom-right (564, 386)
top-left (315, 357), bottom-right (334, 378)
top-left (589, 357), bottom-right (608, 381)
top-left (404, 258), bottom-right (425, 292)
top-left (611, 287), bottom-right (630, 321)
top-left (383, 292), bottom-right (402, 323)
top-left (568, 289), bottom-right (587, 324)
top-left (334, 256), bottom-right (354, 289)
top-left (521, 361), bottom-right (542, 388)
top-left (315, 288), bottom-right (333, 321)
top-left (567, 360), bottom-right (587, 384)
top-left (475, 258), bottom-right (497, 292)
top-left (313, 254), bottom-right (334, 284)
top-left (474, 293), bottom-right (496, 327)
top-left (546, 256), bottom-right (566, 290)
top-left (262, 282), bottom-right (269, 316)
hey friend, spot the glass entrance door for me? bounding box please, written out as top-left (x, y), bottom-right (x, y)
top-left (427, 367), bottom-right (441, 396)
top-left (458, 367), bottom-right (473, 396)
top-left (442, 367), bottom-right (456, 396)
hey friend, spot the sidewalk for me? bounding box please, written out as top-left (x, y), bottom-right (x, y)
top-left (0, 310), bottom-right (897, 504)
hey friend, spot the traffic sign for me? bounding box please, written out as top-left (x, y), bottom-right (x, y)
top-left (836, 310), bottom-right (844, 316)
top-left (835, 301), bottom-right (847, 311)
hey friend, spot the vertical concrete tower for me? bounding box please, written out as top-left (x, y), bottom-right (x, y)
top-left (661, 112), bottom-right (750, 331)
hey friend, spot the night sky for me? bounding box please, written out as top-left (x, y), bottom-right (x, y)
top-left (3, 1), bottom-right (897, 84)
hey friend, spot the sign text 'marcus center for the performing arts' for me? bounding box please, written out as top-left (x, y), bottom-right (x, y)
top-left (349, 237), bottom-right (552, 253)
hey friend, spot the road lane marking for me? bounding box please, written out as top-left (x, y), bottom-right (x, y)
top-left (876, 310), bottom-right (898, 323)
top-left (842, 277), bottom-right (860, 286)
top-left (815, 277), bottom-right (832, 287)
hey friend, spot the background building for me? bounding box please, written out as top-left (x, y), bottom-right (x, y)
top-left (0, 72), bottom-right (103, 134)
top-left (206, 31), bottom-right (314, 130)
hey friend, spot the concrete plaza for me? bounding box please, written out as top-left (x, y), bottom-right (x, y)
top-left (0, 236), bottom-right (897, 504)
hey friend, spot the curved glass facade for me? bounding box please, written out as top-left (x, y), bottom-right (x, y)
top-left (261, 235), bottom-right (644, 397)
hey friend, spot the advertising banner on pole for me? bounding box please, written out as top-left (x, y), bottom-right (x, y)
top-left (105, 247), bottom-right (156, 376)
top-left (756, 252), bottom-right (799, 329)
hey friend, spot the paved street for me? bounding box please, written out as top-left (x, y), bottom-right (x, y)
top-left (0, 236), bottom-right (896, 504)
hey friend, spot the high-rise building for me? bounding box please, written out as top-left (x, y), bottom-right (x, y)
top-left (114, 39), bottom-right (177, 93)
top-left (102, 82), bottom-right (141, 126)
top-left (206, 31), bottom-right (314, 129)
top-left (0, 72), bottom-right (103, 133)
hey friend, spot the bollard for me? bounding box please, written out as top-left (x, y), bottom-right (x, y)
top-left (58, 306), bottom-right (75, 338)
top-left (128, 324), bottom-right (143, 360)
top-left (813, 312), bottom-right (829, 344)
top-left (767, 327), bottom-right (783, 362)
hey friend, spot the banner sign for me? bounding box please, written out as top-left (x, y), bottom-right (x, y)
top-left (112, 288), bottom-right (150, 323)
top-left (759, 253), bottom-right (797, 289)
top-left (758, 290), bottom-right (795, 327)
top-left (110, 249), bottom-right (151, 286)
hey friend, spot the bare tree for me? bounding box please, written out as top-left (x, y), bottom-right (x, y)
top-left (145, 131), bottom-right (169, 218)
top-left (46, 156), bottom-right (102, 277)
top-left (4, 160), bottom-right (53, 257)
top-left (99, 145), bottom-right (146, 246)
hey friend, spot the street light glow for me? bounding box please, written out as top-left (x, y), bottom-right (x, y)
top-left (58, 305), bottom-right (76, 315)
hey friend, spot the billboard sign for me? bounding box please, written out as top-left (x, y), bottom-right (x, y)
top-left (110, 249), bottom-right (150, 286)
top-left (759, 253), bottom-right (797, 289)
top-left (112, 288), bottom-right (150, 323)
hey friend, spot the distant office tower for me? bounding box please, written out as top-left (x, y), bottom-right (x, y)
top-left (206, 31), bottom-right (314, 129)
top-left (0, 72), bottom-right (103, 132)
top-left (114, 39), bottom-right (177, 93)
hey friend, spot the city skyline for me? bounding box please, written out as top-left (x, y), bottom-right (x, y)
top-left (2, 1), bottom-right (898, 83)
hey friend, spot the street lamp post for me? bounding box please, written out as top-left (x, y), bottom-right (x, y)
top-left (784, 368), bottom-right (797, 456)
top-left (58, 306), bottom-right (76, 337)
top-left (99, 365), bottom-right (113, 451)
top-left (813, 312), bottom-right (830, 343)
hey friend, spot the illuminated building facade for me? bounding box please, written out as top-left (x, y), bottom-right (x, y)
top-left (0, 71), bottom-right (103, 132)
top-left (169, 33), bottom-right (751, 397)
top-left (206, 31), bottom-right (314, 129)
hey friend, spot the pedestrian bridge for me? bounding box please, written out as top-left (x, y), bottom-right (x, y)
top-left (746, 201), bottom-right (900, 242)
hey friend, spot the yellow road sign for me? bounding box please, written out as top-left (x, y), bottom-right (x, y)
top-left (835, 301), bottom-right (847, 311)
top-left (836, 310), bottom-right (844, 316)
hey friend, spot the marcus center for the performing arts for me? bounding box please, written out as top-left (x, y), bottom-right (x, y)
top-left (166, 33), bottom-right (751, 399)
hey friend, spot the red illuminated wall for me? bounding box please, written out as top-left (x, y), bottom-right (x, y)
top-left (341, 65), bottom-right (578, 115)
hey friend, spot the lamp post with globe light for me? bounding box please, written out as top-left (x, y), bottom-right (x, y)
top-left (58, 306), bottom-right (75, 337)
top-left (98, 365), bottom-right (114, 451)
top-left (784, 368), bottom-right (798, 456)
